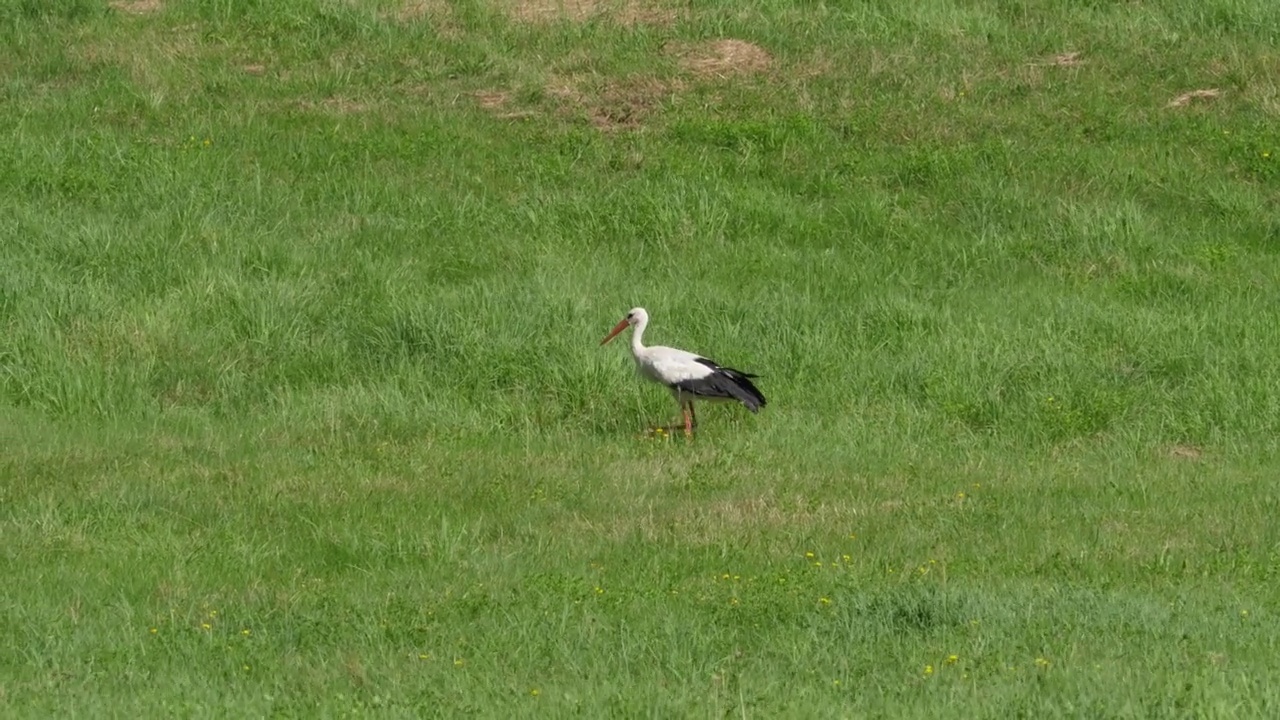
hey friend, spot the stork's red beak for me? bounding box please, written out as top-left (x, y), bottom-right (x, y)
top-left (600, 318), bottom-right (629, 345)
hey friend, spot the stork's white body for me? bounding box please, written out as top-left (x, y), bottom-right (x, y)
top-left (601, 307), bottom-right (766, 437)
top-left (631, 342), bottom-right (715, 397)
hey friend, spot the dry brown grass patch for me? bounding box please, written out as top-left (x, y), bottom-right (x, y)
top-left (937, 71), bottom-right (979, 102)
top-left (1168, 88), bottom-right (1221, 108)
top-left (472, 89), bottom-right (538, 120)
top-left (474, 89), bottom-right (512, 110)
top-left (320, 97), bottom-right (371, 113)
top-left (344, 654), bottom-right (369, 687)
top-left (73, 24), bottom-right (200, 95)
top-left (109, 0), bottom-right (164, 14)
top-left (1032, 51), bottom-right (1083, 67)
top-left (588, 76), bottom-right (674, 130)
top-left (669, 39), bottom-right (773, 80)
top-left (1167, 444), bottom-right (1204, 460)
top-left (384, 0), bottom-right (460, 36)
top-left (544, 74), bottom-right (678, 130)
top-left (506, 0), bottom-right (678, 25)
top-left (393, 0), bottom-right (435, 21)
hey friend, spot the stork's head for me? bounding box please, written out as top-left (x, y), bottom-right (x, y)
top-left (601, 307), bottom-right (648, 345)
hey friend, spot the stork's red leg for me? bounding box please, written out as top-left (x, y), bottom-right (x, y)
top-left (683, 403), bottom-right (693, 439)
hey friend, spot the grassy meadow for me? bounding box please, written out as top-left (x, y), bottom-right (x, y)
top-left (3, 0), bottom-right (1280, 715)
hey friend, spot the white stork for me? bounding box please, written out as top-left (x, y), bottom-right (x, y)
top-left (600, 307), bottom-right (767, 438)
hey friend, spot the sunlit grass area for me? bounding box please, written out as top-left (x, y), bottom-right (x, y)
top-left (3, 0), bottom-right (1280, 715)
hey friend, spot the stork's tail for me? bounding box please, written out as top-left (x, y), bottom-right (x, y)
top-left (719, 367), bottom-right (767, 412)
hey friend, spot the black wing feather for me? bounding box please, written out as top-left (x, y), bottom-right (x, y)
top-left (669, 357), bottom-right (768, 412)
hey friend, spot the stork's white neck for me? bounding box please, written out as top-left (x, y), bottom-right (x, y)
top-left (630, 314), bottom-right (649, 356)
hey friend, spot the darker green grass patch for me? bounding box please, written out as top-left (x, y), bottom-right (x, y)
top-left (1, 0), bottom-right (106, 23)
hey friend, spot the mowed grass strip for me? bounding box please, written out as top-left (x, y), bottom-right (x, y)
top-left (3, 0), bottom-right (1280, 715)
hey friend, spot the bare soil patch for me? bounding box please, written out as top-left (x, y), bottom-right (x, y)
top-left (109, 0), bottom-right (163, 14)
top-left (668, 39), bottom-right (773, 80)
top-left (1168, 88), bottom-right (1221, 108)
top-left (506, 0), bottom-right (677, 25)
top-left (1167, 444), bottom-right (1204, 460)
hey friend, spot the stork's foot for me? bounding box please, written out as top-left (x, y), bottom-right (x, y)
top-left (641, 421), bottom-right (696, 441)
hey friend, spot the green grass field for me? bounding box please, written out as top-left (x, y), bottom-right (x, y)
top-left (4, 0), bottom-right (1280, 715)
